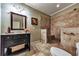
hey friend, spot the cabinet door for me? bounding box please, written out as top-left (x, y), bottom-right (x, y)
top-left (24, 34), bottom-right (30, 44)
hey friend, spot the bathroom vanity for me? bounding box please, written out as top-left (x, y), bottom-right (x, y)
top-left (1, 33), bottom-right (30, 56)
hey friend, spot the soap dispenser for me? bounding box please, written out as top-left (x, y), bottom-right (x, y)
top-left (7, 27), bottom-right (11, 33)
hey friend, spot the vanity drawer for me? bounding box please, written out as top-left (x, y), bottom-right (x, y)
top-left (2, 35), bottom-right (12, 40)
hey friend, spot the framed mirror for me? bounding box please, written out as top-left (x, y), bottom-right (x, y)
top-left (11, 12), bottom-right (27, 30)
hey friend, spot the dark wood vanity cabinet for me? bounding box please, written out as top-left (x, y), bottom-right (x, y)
top-left (1, 33), bottom-right (30, 56)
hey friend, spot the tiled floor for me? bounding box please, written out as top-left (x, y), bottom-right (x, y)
top-left (13, 40), bottom-right (76, 56)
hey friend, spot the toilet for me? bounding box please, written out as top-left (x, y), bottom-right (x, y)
top-left (50, 47), bottom-right (72, 56)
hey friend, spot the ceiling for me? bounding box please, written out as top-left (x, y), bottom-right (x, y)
top-left (25, 3), bottom-right (74, 16)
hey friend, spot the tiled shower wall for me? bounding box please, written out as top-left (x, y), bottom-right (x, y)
top-left (51, 4), bottom-right (79, 39)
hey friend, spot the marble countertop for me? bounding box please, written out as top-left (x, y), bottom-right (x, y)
top-left (1, 32), bottom-right (30, 35)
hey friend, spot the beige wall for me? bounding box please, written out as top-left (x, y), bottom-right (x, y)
top-left (1, 3), bottom-right (50, 41)
top-left (51, 4), bottom-right (79, 39)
